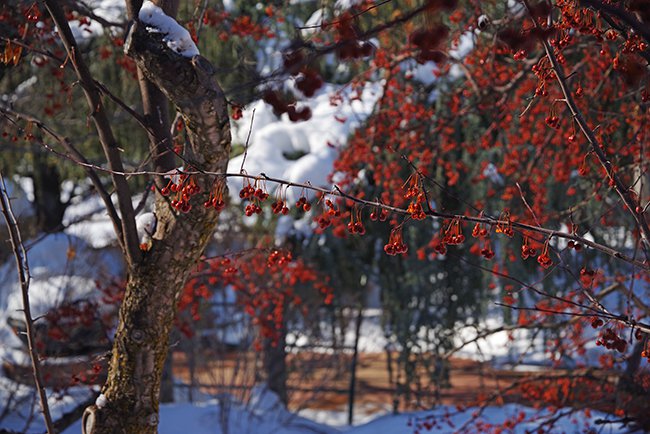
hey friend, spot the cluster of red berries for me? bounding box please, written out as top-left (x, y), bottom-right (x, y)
top-left (263, 90), bottom-right (312, 121)
top-left (318, 216), bottom-right (332, 229)
top-left (337, 40), bottom-right (375, 60)
top-left (403, 176), bottom-right (427, 219)
top-left (432, 239), bottom-right (447, 255)
top-left (580, 268), bottom-right (596, 287)
top-left (545, 115), bottom-right (560, 129)
top-left (472, 223), bottom-right (489, 238)
top-left (513, 49), bottom-right (527, 60)
top-left (203, 180), bottom-right (227, 211)
top-left (409, 25), bottom-right (449, 64)
top-left (481, 242), bottom-right (495, 259)
top-left (203, 197), bottom-right (226, 211)
top-left (239, 184), bottom-right (265, 200)
top-left (384, 227), bottom-right (408, 255)
top-left (404, 180), bottom-right (420, 200)
top-left (596, 328), bottom-right (627, 353)
top-left (281, 48), bottom-right (324, 98)
top-left (244, 202), bottom-right (263, 216)
top-left (443, 232), bottom-right (465, 245)
top-left (521, 243), bottom-right (537, 260)
top-left (470, 222), bottom-right (494, 259)
top-left (347, 208), bottom-right (365, 235)
top-left (267, 250), bottom-right (292, 268)
top-left (369, 208), bottom-right (388, 221)
top-left (494, 212), bottom-right (515, 237)
top-left (442, 218), bottom-right (465, 245)
top-left (590, 317), bottom-right (604, 329)
top-left (330, 12), bottom-right (374, 60)
top-left (271, 200), bottom-right (290, 215)
top-left (407, 201), bottom-right (426, 220)
top-left (537, 251), bottom-right (552, 269)
top-left (240, 182), bottom-right (269, 216)
top-left (295, 196), bottom-right (311, 211)
top-left (567, 240), bottom-right (583, 250)
top-left (295, 69), bottom-right (324, 98)
top-left (161, 174), bottom-right (201, 213)
top-left (536, 239), bottom-right (553, 269)
top-left (317, 199), bottom-right (342, 229)
top-left (347, 220), bottom-right (366, 235)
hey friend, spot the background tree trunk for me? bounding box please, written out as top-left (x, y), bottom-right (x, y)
top-left (31, 150), bottom-right (66, 233)
top-left (263, 318), bottom-right (288, 406)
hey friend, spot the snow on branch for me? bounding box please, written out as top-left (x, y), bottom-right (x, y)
top-left (138, 0), bottom-right (199, 57)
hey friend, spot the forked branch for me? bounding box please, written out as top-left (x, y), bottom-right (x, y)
top-left (43, 0), bottom-right (141, 266)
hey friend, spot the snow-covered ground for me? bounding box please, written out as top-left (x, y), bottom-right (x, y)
top-left (2, 386), bottom-right (624, 434)
top-left (0, 380), bottom-right (628, 433)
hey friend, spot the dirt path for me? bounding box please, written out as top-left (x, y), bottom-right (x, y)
top-left (173, 351), bottom-right (523, 413)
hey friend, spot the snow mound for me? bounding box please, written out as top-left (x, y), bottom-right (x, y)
top-left (62, 388), bottom-right (339, 434)
top-left (228, 81), bottom-right (382, 203)
top-left (0, 233), bottom-right (123, 364)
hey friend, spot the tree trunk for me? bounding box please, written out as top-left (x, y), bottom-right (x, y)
top-left (82, 19), bottom-right (231, 434)
top-left (31, 151), bottom-right (66, 233)
top-left (263, 321), bottom-right (288, 406)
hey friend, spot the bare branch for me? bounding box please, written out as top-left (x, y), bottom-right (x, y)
top-left (43, 0), bottom-right (142, 266)
top-left (0, 174), bottom-right (55, 434)
top-left (580, 0), bottom-right (650, 45)
top-left (0, 105), bottom-right (125, 252)
top-left (523, 0), bottom-right (650, 261)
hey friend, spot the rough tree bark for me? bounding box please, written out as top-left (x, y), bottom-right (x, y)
top-left (127, 0), bottom-right (178, 404)
top-left (81, 19), bottom-right (231, 434)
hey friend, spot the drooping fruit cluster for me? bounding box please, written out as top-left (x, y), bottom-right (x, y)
top-left (470, 221), bottom-right (494, 259)
top-left (590, 317), bottom-right (604, 329)
top-left (267, 249), bottom-right (292, 268)
top-left (369, 206), bottom-right (388, 222)
top-left (409, 25), bottom-right (449, 64)
top-left (545, 114), bottom-right (560, 129)
top-left (520, 237), bottom-right (537, 260)
top-left (596, 328), bottom-right (627, 353)
top-left (471, 222), bottom-right (489, 239)
top-left (203, 179), bottom-right (227, 211)
top-left (161, 173), bottom-right (201, 213)
top-left (317, 198), bottom-right (341, 229)
top-left (295, 195), bottom-right (311, 212)
top-left (495, 211), bottom-right (514, 237)
top-left (579, 268), bottom-right (596, 288)
top-left (384, 226), bottom-right (408, 255)
top-left (442, 217), bottom-right (465, 245)
top-left (480, 240), bottom-right (495, 260)
top-left (331, 11), bottom-right (375, 60)
top-left (404, 175), bottom-right (427, 220)
top-left (239, 178), bottom-right (269, 216)
top-left (347, 207), bottom-right (365, 235)
top-left (537, 239), bottom-right (553, 269)
top-left (271, 199), bottom-right (290, 215)
top-left (263, 90), bottom-right (312, 121)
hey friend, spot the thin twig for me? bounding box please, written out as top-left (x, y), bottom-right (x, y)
top-left (516, 182), bottom-right (542, 227)
top-left (0, 174), bottom-right (55, 434)
top-left (239, 108), bottom-right (255, 174)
